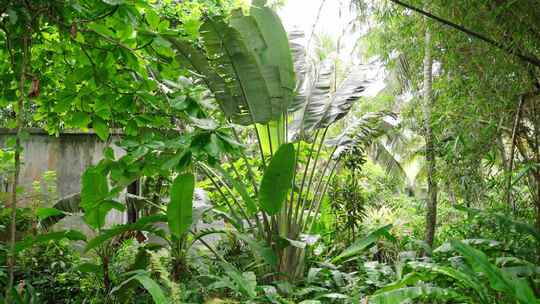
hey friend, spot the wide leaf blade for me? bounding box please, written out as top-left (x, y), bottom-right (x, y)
top-left (332, 224), bottom-right (393, 263)
top-left (259, 143), bottom-right (296, 215)
top-left (167, 173), bottom-right (195, 238)
top-left (201, 18), bottom-right (274, 125)
top-left (134, 274), bottom-right (168, 304)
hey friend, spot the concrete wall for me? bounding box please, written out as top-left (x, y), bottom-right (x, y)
top-left (0, 129), bottom-right (223, 247)
top-left (0, 128), bottom-right (123, 201)
top-left (0, 129), bottom-right (125, 235)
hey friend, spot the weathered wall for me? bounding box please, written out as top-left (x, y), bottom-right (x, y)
top-left (0, 129), bottom-right (223, 246)
top-left (0, 128), bottom-right (123, 200)
top-left (0, 129), bottom-right (125, 234)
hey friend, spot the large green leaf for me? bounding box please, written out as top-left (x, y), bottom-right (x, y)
top-left (134, 274), bottom-right (168, 304)
top-left (113, 271), bottom-right (168, 304)
top-left (451, 241), bottom-right (538, 304)
top-left (317, 65), bottom-right (369, 128)
top-left (201, 18), bottom-right (274, 125)
top-left (325, 111), bottom-right (395, 159)
top-left (220, 262), bottom-right (258, 299)
top-left (168, 4), bottom-right (295, 126)
top-left (332, 224), bottom-right (393, 263)
top-left (407, 261), bottom-right (490, 303)
top-left (232, 0), bottom-right (296, 114)
top-left (373, 272), bottom-right (426, 295)
top-left (81, 167), bottom-right (120, 229)
top-left (288, 30), bottom-right (307, 92)
top-left (259, 143), bottom-right (296, 215)
top-left (41, 193), bottom-right (82, 229)
top-left (166, 37), bottom-right (238, 119)
top-left (84, 200), bottom-right (125, 230)
top-left (81, 167), bottom-right (108, 207)
top-left (167, 173), bottom-right (195, 238)
top-left (370, 286), bottom-right (465, 304)
top-left (234, 232), bottom-right (278, 270)
top-left (36, 207), bottom-right (64, 220)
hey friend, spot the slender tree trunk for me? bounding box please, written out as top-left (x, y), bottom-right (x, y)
top-left (532, 95), bottom-right (540, 259)
top-left (537, 182), bottom-right (540, 233)
top-left (506, 95), bottom-right (525, 208)
top-left (6, 34), bottom-right (28, 301)
top-left (102, 255), bottom-right (111, 293)
top-left (422, 25), bottom-right (438, 248)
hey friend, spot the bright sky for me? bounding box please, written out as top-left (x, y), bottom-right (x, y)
top-left (278, 0), bottom-right (349, 38)
top-left (278, 0), bottom-right (386, 98)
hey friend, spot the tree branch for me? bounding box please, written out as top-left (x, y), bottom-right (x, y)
top-left (388, 0), bottom-right (540, 69)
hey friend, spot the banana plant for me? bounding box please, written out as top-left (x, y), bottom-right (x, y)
top-left (164, 0), bottom-right (385, 280)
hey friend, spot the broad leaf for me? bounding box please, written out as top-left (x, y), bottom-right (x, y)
top-left (168, 4), bottom-right (295, 126)
top-left (332, 224), bottom-right (393, 263)
top-left (220, 262), bottom-right (258, 299)
top-left (233, 0), bottom-right (296, 114)
top-left (36, 207), bottom-right (64, 220)
top-left (291, 62), bottom-right (373, 140)
top-left (288, 30), bottom-right (307, 92)
top-left (93, 117), bottom-right (109, 141)
top-left (113, 271), bottom-right (167, 304)
top-left (259, 143), bottom-right (296, 215)
top-left (370, 286), bottom-right (466, 304)
top-left (317, 65), bottom-right (370, 128)
top-left (83, 200), bottom-right (125, 230)
top-left (201, 18), bottom-right (274, 125)
top-left (451, 241), bottom-right (538, 304)
top-left (407, 261), bottom-right (490, 303)
top-left (167, 173), bottom-right (195, 237)
top-left (235, 232), bottom-right (278, 269)
top-left (81, 167), bottom-right (112, 229)
top-left (290, 60), bottom-right (333, 137)
top-left (134, 274), bottom-right (168, 304)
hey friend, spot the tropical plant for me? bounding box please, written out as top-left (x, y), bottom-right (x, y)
top-left (370, 240), bottom-right (540, 304)
top-left (162, 0), bottom-right (389, 281)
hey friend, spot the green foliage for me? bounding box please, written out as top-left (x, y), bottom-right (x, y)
top-left (167, 173), bottom-right (195, 238)
top-left (451, 241), bottom-right (538, 304)
top-left (168, 0), bottom-right (294, 126)
top-left (371, 285), bottom-right (466, 304)
top-left (15, 230), bottom-right (86, 253)
top-left (259, 143), bottom-right (296, 215)
top-left (2, 0), bottom-right (540, 303)
top-left (17, 241), bottom-right (85, 303)
top-left (332, 224), bottom-right (393, 263)
top-left (0, 207), bottom-right (33, 236)
top-left (81, 166), bottom-right (123, 230)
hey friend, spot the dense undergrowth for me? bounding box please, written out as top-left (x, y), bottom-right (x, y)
top-left (0, 0), bottom-right (539, 303)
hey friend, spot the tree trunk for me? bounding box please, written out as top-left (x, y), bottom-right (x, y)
top-left (6, 35), bottom-right (28, 301)
top-left (537, 183), bottom-right (540, 234)
top-left (422, 25), bottom-right (438, 248)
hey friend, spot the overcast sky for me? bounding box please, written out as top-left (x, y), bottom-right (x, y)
top-left (278, 0), bottom-right (386, 98)
top-left (278, 0), bottom-right (348, 37)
